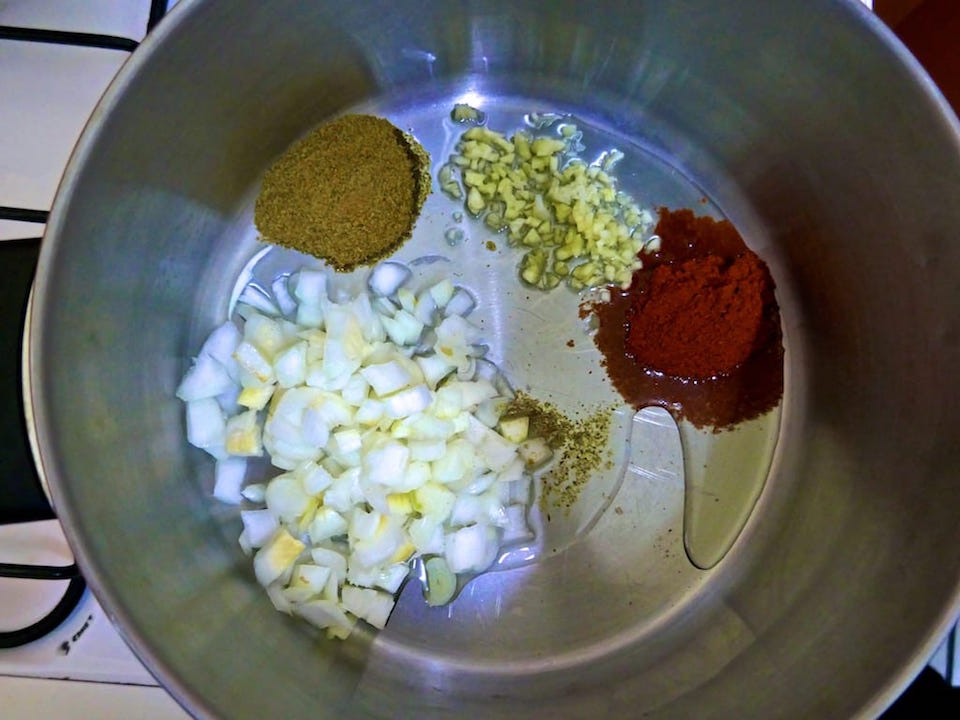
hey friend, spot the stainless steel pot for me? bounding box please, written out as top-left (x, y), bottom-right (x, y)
top-left (27, 1), bottom-right (960, 718)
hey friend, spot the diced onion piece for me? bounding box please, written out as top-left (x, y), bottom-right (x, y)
top-left (340, 585), bottom-right (395, 629)
top-left (213, 457), bottom-right (247, 504)
top-left (234, 341), bottom-right (275, 385)
top-left (499, 457), bottom-right (526, 485)
top-left (297, 302), bottom-right (324, 329)
top-left (294, 599), bottom-right (353, 634)
top-left (239, 284), bottom-right (281, 317)
top-left (186, 398), bottom-right (225, 449)
top-left (383, 384), bottom-right (432, 419)
top-left (254, 529), bottom-right (305, 586)
top-left (355, 398), bottom-right (385, 425)
top-left (241, 482), bottom-right (266, 503)
top-left (444, 379), bottom-right (498, 408)
top-left (409, 516), bottom-right (445, 554)
top-left (463, 470), bottom-right (498, 496)
top-left (271, 275), bottom-right (298, 317)
top-left (274, 342), bottom-right (308, 388)
top-left (408, 439), bottom-right (446, 462)
top-left (350, 508), bottom-right (382, 541)
top-left (265, 583), bottom-right (293, 613)
top-left (428, 279), bottom-right (456, 309)
top-left (475, 396), bottom-right (510, 428)
top-left (376, 563), bottom-right (410, 594)
top-left (368, 262), bottom-right (411, 297)
top-left (414, 483), bottom-right (456, 523)
top-left (498, 416), bottom-right (529, 444)
top-left (201, 322), bottom-right (242, 367)
top-left (444, 523), bottom-right (499, 574)
top-left (294, 269), bottom-right (328, 306)
top-left (364, 442), bottom-right (410, 486)
top-left (396, 287), bottom-right (417, 314)
top-left (450, 494), bottom-right (487, 527)
top-left (333, 428), bottom-right (362, 455)
top-left (238, 384), bottom-right (275, 410)
top-left (397, 461), bottom-right (432, 492)
top-left (415, 353), bottom-right (457, 390)
top-left (225, 409), bottom-right (262, 456)
top-left (265, 474), bottom-right (311, 523)
top-left (298, 461), bottom-right (333, 495)
top-left (361, 361), bottom-right (413, 397)
top-left (242, 509), bottom-right (279, 548)
top-left (340, 374), bottom-right (369, 407)
top-left (310, 546), bottom-right (348, 577)
top-left (309, 507), bottom-right (348, 543)
top-left (501, 504), bottom-right (533, 544)
top-left (465, 416), bottom-right (520, 472)
top-left (431, 438), bottom-right (475, 483)
top-left (291, 564), bottom-right (332, 595)
top-left (413, 292), bottom-right (437, 326)
top-left (444, 287), bottom-right (477, 317)
top-left (176, 353), bottom-right (235, 401)
top-left (381, 309), bottom-right (424, 347)
top-left (518, 437), bottom-right (553, 470)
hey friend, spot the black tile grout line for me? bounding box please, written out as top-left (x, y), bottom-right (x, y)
top-left (0, 207), bottom-right (49, 224)
top-left (0, 25), bottom-right (138, 52)
top-left (147, 0), bottom-right (169, 33)
top-left (0, 1), bottom-right (171, 232)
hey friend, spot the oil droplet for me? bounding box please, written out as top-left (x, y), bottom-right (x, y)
top-left (679, 405), bottom-right (781, 569)
top-left (444, 227), bottom-right (466, 246)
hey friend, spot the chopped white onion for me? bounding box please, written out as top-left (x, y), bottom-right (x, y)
top-left (201, 322), bottom-right (242, 367)
top-left (361, 361), bottom-right (413, 397)
top-left (367, 261), bottom-right (411, 297)
top-left (178, 263), bottom-right (536, 640)
top-left (444, 523), bottom-right (499, 574)
top-left (213, 457), bottom-right (247, 504)
top-left (177, 353), bottom-right (235, 401)
top-left (239, 284), bottom-right (281, 317)
top-left (293, 269), bottom-right (328, 306)
top-left (186, 398), bottom-right (226, 449)
top-left (271, 275), bottom-right (298, 317)
top-left (383, 384), bottom-right (432, 418)
top-left (444, 287), bottom-right (477, 317)
top-left (241, 509), bottom-right (279, 548)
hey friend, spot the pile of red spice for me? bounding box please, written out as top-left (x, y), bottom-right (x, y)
top-left (590, 207), bottom-right (783, 429)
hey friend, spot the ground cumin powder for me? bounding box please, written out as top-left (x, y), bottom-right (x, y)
top-left (504, 392), bottom-right (614, 514)
top-left (254, 114), bottom-right (431, 271)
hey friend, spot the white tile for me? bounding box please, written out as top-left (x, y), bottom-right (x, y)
top-left (0, 221), bottom-right (44, 241)
top-left (0, 42), bottom-right (126, 239)
top-left (0, 520), bottom-right (158, 686)
top-left (0, 676), bottom-right (189, 720)
top-left (0, 1), bottom-right (151, 41)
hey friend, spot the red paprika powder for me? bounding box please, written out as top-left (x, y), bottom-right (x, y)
top-left (625, 252), bottom-right (768, 379)
top-left (589, 207), bottom-right (784, 428)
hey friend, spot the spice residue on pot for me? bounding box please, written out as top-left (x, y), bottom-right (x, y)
top-left (588, 207), bottom-right (784, 429)
top-left (254, 114), bottom-right (431, 271)
top-left (503, 392), bottom-right (615, 514)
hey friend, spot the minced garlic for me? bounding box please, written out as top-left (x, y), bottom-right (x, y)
top-left (439, 119), bottom-right (655, 291)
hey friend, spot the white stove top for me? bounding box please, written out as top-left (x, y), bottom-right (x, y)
top-left (3, 1), bottom-right (955, 718)
top-left (0, 3), bottom-right (188, 716)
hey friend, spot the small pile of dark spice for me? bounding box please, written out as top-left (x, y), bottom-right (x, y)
top-left (504, 392), bottom-right (613, 515)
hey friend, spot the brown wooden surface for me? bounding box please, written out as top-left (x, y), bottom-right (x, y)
top-left (877, 0), bottom-right (960, 113)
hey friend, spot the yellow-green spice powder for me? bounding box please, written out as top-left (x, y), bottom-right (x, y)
top-left (255, 114), bottom-right (431, 272)
top-left (504, 392), bottom-right (613, 514)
